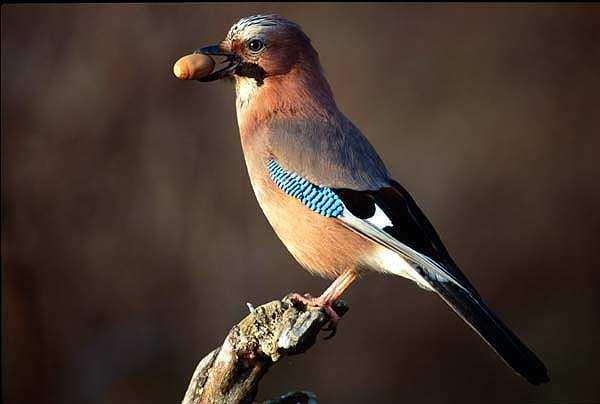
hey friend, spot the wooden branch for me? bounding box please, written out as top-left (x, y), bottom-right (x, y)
top-left (182, 296), bottom-right (348, 404)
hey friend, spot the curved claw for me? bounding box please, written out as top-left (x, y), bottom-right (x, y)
top-left (322, 319), bottom-right (338, 339)
top-left (323, 326), bottom-right (337, 340)
top-left (322, 323), bottom-right (335, 331)
top-left (320, 305), bottom-right (341, 339)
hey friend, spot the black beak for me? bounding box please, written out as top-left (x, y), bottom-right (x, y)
top-left (195, 45), bottom-right (240, 82)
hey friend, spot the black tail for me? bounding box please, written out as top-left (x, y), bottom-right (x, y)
top-left (431, 279), bottom-right (549, 385)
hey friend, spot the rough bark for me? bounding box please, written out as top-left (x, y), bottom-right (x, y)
top-left (181, 296), bottom-right (348, 404)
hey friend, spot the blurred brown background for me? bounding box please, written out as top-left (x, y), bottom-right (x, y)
top-left (2, 4), bottom-right (600, 404)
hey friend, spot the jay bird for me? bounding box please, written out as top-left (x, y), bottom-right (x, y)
top-left (195, 14), bottom-right (549, 385)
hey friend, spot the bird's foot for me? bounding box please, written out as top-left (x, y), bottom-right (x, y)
top-left (287, 293), bottom-right (342, 339)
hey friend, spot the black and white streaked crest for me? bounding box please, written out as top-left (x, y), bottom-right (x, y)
top-left (227, 14), bottom-right (302, 41)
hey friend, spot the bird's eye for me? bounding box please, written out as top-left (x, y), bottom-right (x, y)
top-left (247, 39), bottom-right (265, 53)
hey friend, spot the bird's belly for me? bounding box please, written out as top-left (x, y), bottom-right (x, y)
top-left (251, 175), bottom-right (377, 279)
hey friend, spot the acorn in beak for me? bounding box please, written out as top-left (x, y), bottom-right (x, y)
top-left (172, 44), bottom-right (240, 82)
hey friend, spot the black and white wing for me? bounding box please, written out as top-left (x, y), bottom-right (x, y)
top-left (335, 180), bottom-right (549, 386)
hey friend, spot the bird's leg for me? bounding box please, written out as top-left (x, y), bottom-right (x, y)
top-left (288, 270), bottom-right (357, 338)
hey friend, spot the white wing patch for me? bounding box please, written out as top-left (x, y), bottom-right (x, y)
top-left (365, 203), bottom-right (393, 228)
top-left (339, 203), bottom-right (469, 292)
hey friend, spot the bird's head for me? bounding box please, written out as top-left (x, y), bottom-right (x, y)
top-left (198, 14), bottom-right (309, 84)
top-left (197, 14), bottom-right (335, 116)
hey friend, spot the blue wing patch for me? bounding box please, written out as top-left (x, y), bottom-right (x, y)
top-left (267, 159), bottom-right (344, 218)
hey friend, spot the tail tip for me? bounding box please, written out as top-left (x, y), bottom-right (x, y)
top-left (524, 368), bottom-right (550, 385)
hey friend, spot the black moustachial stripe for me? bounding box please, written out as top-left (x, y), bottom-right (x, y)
top-left (235, 62), bottom-right (266, 86)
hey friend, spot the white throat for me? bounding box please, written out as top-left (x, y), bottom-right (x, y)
top-left (235, 77), bottom-right (259, 111)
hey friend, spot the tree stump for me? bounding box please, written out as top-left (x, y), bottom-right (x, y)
top-left (182, 296), bottom-right (348, 404)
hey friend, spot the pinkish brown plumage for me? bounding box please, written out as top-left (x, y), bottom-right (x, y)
top-left (192, 14), bottom-right (549, 385)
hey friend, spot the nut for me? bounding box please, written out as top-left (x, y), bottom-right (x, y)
top-left (173, 53), bottom-right (215, 80)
